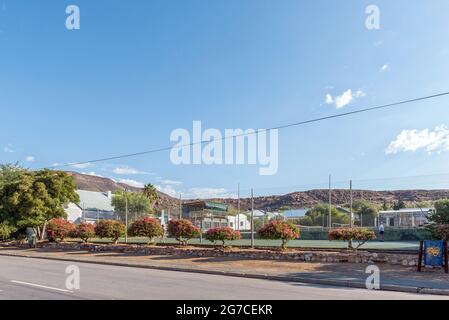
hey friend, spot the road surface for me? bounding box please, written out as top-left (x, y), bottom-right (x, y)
top-left (0, 255), bottom-right (444, 300)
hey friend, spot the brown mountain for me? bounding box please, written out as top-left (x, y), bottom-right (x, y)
top-left (209, 189), bottom-right (449, 211)
top-left (67, 171), bottom-right (180, 213)
top-left (68, 172), bottom-right (449, 212)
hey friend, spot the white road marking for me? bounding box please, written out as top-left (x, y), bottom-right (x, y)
top-left (11, 280), bottom-right (73, 293)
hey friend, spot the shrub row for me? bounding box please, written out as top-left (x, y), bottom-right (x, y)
top-left (44, 217), bottom-right (440, 250)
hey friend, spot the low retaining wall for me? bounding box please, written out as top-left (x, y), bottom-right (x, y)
top-left (2, 241), bottom-right (419, 267)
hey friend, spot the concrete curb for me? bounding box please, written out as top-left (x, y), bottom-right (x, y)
top-left (0, 251), bottom-right (446, 296)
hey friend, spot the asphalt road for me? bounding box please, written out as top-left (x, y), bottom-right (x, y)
top-left (0, 255), bottom-right (445, 300)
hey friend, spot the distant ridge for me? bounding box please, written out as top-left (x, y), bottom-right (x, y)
top-left (68, 172), bottom-right (449, 212)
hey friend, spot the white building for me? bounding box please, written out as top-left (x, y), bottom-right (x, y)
top-left (227, 214), bottom-right (251, 231)
top-left (378, 208), bottom-right (434, 227)
top-left (65, 190), bottom-right (116, 224)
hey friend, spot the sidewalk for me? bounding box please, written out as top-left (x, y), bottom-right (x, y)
top-left (1, 246), bottom-right (449, 295)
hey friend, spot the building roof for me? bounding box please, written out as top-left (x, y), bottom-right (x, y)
top-left (76, 190), bottom-right (114, 212)
top-left (379, 208), bottom-right (434, 215)
top-left (183, 201), bottom-right (228, 212)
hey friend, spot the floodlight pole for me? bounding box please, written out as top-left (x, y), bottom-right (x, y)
top-left (125, 188), bottom-right (129, 244)
top-left (350, 180), bottom-right (353, 228)
top-left (237, 183), bottom-right (240, 231)
top-left (251, 188), bottom-right (254, 248)
top-left (328, 174), bottom-right (332, 229)
top-left (179, 194), bottom-right (182, 219)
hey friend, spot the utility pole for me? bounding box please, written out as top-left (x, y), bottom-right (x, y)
top-left (125, 188), bottom-right (129, 244)
top-left (349, 180), bottom-right (353, 249)
top-left (251, 188), bottom-right (254, 248)
top-left (179, 194), bottom-right (182, 219)
top-left (237, 183), bottom-right (240, 231)
top-left (328, 174), bottom-right (332, 229)
top-left (350, 180), bottom-right (353, 228)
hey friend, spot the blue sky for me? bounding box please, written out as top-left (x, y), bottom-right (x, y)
top-left (1, 0), bottom-right (449, 198)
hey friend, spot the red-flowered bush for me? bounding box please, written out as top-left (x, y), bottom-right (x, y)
top-left (71, 222), bottom-right (96, 243)
top-left (129, 217), bottom-right (164, 244)
top-left (328, 227), bottom-right (376, 249)
top-left (95, 220), bottom-right (125, 244)
top-left (258, 220), bottom-right (300, 249)
top-left (46, 218), bottom-right (75, 242)
top-left (205, 227), bottom-right (241, 248)
top-left (167, 219), bottom-right (201, 246)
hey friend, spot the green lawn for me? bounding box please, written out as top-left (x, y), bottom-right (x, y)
top-left (67, 237), bottom-right (419, 251)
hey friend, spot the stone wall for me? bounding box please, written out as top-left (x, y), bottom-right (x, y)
top-left (4, 241), bottom-right (418, 267)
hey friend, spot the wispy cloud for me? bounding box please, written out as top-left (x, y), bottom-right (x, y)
top-left (119, 179), bottom-right (145, 188)
top-left (325, 89), bottom-right (366, 109)
top-left (373, 40), bottom-right (383, 47)
top-left (182, 188), bottom-right (237, 199)
top-left (156, 184), bottom-right (178, 197)
top-left (386, 125), bottom-right (449, 155)
top-left (70, 162), bottom-right (93, 169)
top-left (112, 166), bottom-right (151, 175)
top-left (159, 179), bottom-right (183, 185)
top-left (25, 156), bottom-right (35, 162)
top-left (3, 144), bottom-right (14, 153)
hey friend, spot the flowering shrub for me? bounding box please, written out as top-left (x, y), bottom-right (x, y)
top-left (95, 220), bottom-right (125, 244)
top-left (128, 217), bottom-right (164, 244)
top-left (258, 220), bottom-right (300, 249)
top-left (71, 222), bottom-right (96, 243)
top-left (328, 227), bottom-right (376, 249)
top-left (167, 219), bottom-right (201, 246)
top-left (46, 218), bottom-right (75, 242)
top-left (205, 227), bottom-right (241, 249)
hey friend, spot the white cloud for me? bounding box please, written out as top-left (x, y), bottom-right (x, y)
top-left (25, 156), bottom-right (35, 162)
top-left (182, 188), bottom-right (237, 200)
top-left (119, 179), bottom-right (145, 188)
top-left (386, 125), bottom-right (449, 155)
top-left (156, 184), bottom-right (178, 197)
top-left (112, 166), bottom-right (151, 175)
top-left (159, 179), bottom-right (183, 185)
top-left (154, 184), bottom-right (236, 199)
top-left (81, 171), bottom-right (104, 177)
top-left (3, 144), bottom-right (14, 153)
top-left (380, 64), bottom-right (389, 72)
top-left (373, 40), bottom-right (383, 47)
top-left (70, 162), bottom-right (93, 169)
top-left (325, 89), bottom-right (366, 109)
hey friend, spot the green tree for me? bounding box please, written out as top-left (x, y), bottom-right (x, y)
top-left (304, 204), bottom-right (349, 227)
top-left (428, 199), bottom-right (449, 224)
top-left (112, 190), bottom-right (152, 221)
top-left (352, 200), bottom-right (379, 227)
top-left (0, 168), bottom-right (79, 239)
top-left (393, 199), bottom-right (406, 210)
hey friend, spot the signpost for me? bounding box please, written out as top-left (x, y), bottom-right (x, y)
top-left (418, 240), bottom-right (448, 273)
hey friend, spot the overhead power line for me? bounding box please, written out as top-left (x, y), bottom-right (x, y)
top-left (48, 91), bottom-right (449, 169)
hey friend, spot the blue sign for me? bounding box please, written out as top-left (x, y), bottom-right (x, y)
top-left (424, 240), bottom-right (444, 266)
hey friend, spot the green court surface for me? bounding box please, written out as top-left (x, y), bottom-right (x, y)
top-left (68, 237), bottom-right (420, 251)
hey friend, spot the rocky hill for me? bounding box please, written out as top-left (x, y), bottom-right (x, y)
top-left (211, 189), bottom-right (449, 211)
top-left (67, 172), bottom-right (180, 213)
top-left (68, 172), bottom-right (449, 212)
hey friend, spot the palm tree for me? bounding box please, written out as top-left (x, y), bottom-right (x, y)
top-left (143, 183), bottom-right (158, 209)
